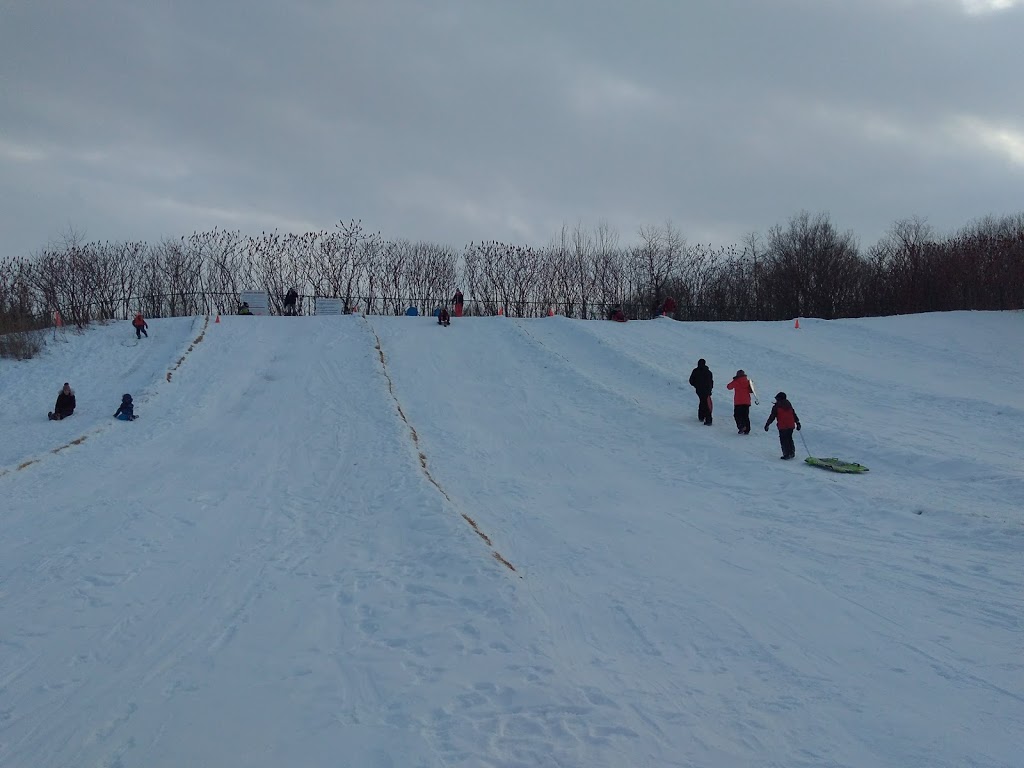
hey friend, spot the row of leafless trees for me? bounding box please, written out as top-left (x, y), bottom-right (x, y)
top-left (2, 213), bottom-right (1022, 340)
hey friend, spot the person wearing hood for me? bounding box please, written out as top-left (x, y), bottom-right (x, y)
top-left (764, 391), bottom-right (802, 459)
top-left (132, 312), bottom-right (148, 339)
top-left (437, 307), bottom-right (451, 326)
top-left (48, 382), bottom-right (76, 420)
top-left (688, 359), bottom-right (714, 425)
top-left (727, 369), bottom-right (753, 434)
top-left (113, 393), bottom-right (138, 421)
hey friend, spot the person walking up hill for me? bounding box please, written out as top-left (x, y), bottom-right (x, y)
top-left (688, 359), bottom-right (714, 426)
top-left (727, 369), bottom-right (753, 434)
top-left (765, 391), bottom-right (802, 459)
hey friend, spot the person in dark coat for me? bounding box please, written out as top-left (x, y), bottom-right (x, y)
top-left (765, 391), bottom-right (802, 459)
top-left (452, 289), bottom-right (464, 317)
top-left (283, 288), bottom-right (299, 316)
top-left (132, 312), bottom-right (148, 339)
top-left (48, 382), bottom-right (76, 420)
top-left (688, 359), bottom-right (714, 425)
top-left (113, 393), bottom-right (138, 421)
top-left (609, 305), bottom-right (627, 322)
top-left (438, 307), bottom-right (451, 326)
top-left (662, 296), bottom-right (677, 317)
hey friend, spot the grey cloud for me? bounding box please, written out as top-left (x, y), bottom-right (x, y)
top-left (1, 0), bottom-right (1021, 259)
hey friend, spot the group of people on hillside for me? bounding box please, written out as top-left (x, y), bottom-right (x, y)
top-left (47, 383), bottom-right (138, 422)
top-left (689, 359), bottom-right (802, 460)
top-left (47, 315), bottom-right (149, 422)
top-left (436, 290), bottom-right (463, 326)
top-left (608, 297), bottom-right (678, 322)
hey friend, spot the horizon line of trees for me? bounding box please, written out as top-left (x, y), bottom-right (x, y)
top-left (2, 211), bottom-right (1022, 350)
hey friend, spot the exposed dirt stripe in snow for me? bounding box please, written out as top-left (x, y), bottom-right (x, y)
top-left (1, 316), bottom-right (210, 479)
top-left (365, 318), bottom-right (519, 574)
top-left (165, 315), bottom-right (210, 382)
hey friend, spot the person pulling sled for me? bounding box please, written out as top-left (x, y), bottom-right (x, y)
top-left (765, 392), bottom-right (801, 459)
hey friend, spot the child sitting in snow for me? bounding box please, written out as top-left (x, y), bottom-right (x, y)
top-left (113, 393), bottom-right (138, 421)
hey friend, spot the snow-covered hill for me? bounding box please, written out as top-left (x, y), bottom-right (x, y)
top-left (1, 311), bottom-right (1021, 767)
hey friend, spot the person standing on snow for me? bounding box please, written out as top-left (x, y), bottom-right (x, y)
top-left (283, 288), bottom-right (299, 316)
top-left (48, 382), bottom-right (76, 420)
top-left (132, 312), bottom-right (148, 339)
top-left (452, 289), bottom-right (464, 317)
top-left (726, 369), bottom-right (754, 434)
top-left (688, 358), bottom-right (714, 425)
top-left (765, 391), bottom-right (801, 459)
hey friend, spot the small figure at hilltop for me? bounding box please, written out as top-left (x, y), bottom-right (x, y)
top-left (283, 288), bottom-right (299, 316)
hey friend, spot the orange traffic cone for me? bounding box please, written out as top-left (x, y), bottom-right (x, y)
top-left (794, 317), bottom-right (800, 329)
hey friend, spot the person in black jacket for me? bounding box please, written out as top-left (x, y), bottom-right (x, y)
top-left (688, 359), bottom-right (714, 425)
top-left (48, 382), bottom-right (76, 420)
top-left (437, 307), bottom-right (451, 326)
top-left (283, 288), bottom-right (299, 316)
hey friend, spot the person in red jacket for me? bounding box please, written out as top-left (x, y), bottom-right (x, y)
top-left (132, 312), bottom-right (148, 339)
top-left (726, 369), bottom-right (753, 434)
top-left (764, 391), bottom-right (801, 459)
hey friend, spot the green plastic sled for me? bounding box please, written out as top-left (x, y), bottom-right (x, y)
top-left (805, 456), bottom-right (869, 474)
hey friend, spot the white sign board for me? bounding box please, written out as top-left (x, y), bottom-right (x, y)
top-left (239, 291), bottom-right (270, 316)
top-left (315, 297), bottom-right (344, 315)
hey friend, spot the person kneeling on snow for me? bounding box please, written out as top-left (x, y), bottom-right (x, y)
top-left (764, 391), bottom-right (801, 459)
top-left (48, 382), bottom-right (76, 420)
top-left (437, 307), bottom-right (451, 326)
top-left (113, 393), bottom-right (138, 421)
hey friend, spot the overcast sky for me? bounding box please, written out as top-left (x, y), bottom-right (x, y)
top-left (2, 0), bottom-right (1022, 258)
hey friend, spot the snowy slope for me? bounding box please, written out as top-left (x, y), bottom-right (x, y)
top-left (0, 318), bottom-right (202, 468)
top-left (1, 311), bottom-right (1021, 768)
